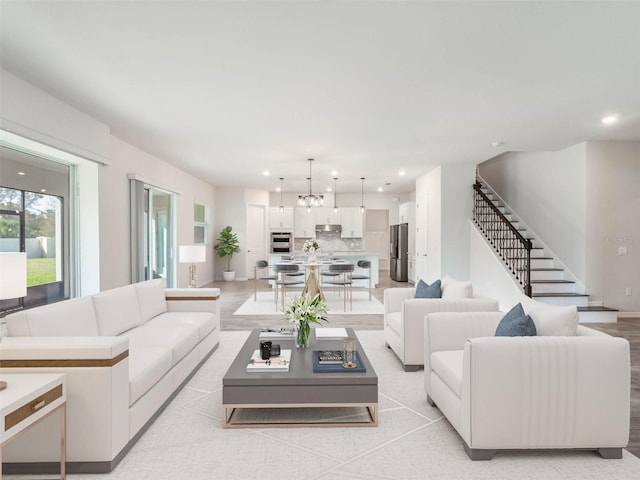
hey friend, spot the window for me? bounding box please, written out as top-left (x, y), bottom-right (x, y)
top-left (194, 203), bottom-right (209, 244)
top-left (0, 157), bottom-right (68, 312)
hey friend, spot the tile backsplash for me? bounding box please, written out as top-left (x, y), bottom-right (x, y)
top-left (294, 231), bottom-right (363, 252)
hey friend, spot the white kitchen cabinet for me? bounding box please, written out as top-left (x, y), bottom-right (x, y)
top-left (294, 206), bottom-right (316, 238)
top-left (316, 207), bottom-right (341, 225)
top-left (341, 207), bottom-right (363, 238)
top-left (269, 206), bottom-right (294, 230)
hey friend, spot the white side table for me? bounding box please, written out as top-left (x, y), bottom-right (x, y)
top-left (0, 373), bottom-right (67, 479)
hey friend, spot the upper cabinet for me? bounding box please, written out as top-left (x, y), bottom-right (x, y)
top-left (294, 207), bottom-right (316, 238)
top-left (341, 207), bottom-right (363, 238)
top-left (269, 206), bottom-right (294, 230)
top-left (316, 207), bottom-right (341, 225)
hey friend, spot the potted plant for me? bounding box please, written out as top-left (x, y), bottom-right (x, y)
top-left (214, 225), bottom-right (241, 281)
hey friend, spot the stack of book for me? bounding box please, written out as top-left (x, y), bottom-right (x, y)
top-left (259, 327), bottom-right (295, 340)
top-left (245, 349), bottom-right (292, 372)
top-left (315, 328), bottom-right (348, 340)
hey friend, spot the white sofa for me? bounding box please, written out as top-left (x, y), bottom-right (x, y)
top-left (384, 284), bottom-right (499, 371)
top-left (0, 279), bottom-right (220, 474)
top-left (424, 311), bottom-right (630, 460)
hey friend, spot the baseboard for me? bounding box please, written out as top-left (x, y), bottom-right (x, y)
top-left (617, 312), bottom-right (640, 319)
top-left (2, 341), bottom-right (220, 475)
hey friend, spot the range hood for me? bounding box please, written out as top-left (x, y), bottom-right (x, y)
top-left (315, 224), bottom-right (341, 233)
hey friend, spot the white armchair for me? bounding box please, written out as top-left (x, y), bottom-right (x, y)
top-left (383, 286), bottom-right (499, 371)
top-left (424, 311), bottom-right (630, 460)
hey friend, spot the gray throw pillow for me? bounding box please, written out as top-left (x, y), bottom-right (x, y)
top-left (415, 279), bottom-right (441, 298)
top-left (495, 303), bottom-right (537, 336)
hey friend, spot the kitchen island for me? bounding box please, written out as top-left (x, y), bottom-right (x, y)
top-left (267, 253), bottom-right (379, 287)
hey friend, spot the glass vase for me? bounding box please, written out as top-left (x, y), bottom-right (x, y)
top-left (295, 320), bottom-right (310, 348)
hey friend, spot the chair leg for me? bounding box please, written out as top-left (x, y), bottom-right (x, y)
top-left (598, 448), bottom-right (622, 459)
top-left (463, 443), bottom-right (496, 461)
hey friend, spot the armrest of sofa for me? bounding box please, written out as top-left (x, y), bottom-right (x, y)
top-left (459, 335), bottom-right (630, 449)
top-left (0, 335), bottom-right (128, 362)
top-left (165, 287), bottom-right (221, 316)
top-left (383, 287), bottom-right (414, 316)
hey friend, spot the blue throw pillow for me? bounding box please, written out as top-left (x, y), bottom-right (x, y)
top-left (495, 303), bottom-right (537, 336)
top-left (415, 279), bottom-right (441, 298)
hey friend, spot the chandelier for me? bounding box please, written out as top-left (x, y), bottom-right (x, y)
top-left (298, 158), bottom-right (324, 210)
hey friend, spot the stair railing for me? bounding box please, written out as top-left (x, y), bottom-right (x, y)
top-left (473, 181), bottom-right (532, 297)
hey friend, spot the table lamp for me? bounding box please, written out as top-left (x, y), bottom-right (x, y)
top-left (179, 245), bottom-right (206, 288)
top-left (0, 252), bottom-right (27, 390)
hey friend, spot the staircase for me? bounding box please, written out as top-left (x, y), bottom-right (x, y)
top-left (473, 179), bottom-right (617, 323)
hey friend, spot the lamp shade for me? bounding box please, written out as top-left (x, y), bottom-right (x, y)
top-left (0, 252), bottom-right (27, 300)
top-left (179, 245), bottom-right (206, 263)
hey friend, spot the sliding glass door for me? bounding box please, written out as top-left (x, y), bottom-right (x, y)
top-left (0, 186), bottom-right (65, 311)
top-left (130, 179), bottom-right (175, 287)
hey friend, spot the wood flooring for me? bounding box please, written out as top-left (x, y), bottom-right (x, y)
top-left (204, 273), bottom-right (640, 458)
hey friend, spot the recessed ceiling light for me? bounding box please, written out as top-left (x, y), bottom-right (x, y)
top-left (263, 170), bottom-right (270, 176)
top-left (331, 170), bottom-right (338, 176)
top-left (276, 187), bottom-right (281, 192)
top-left (377, 187), bottom-right (383, 192)
top-left (491, 141), bottom-right (505, 147)
top-left (601, 115), bottom-right (618, 125)
top-left (326, 187), bottom-right (332, 192)
top-left (40, 189), bottom-right (47, 193)
top-left (398, 170), bottom-right (406, 176)
top-left (17, 171), bottom-right (26, 176)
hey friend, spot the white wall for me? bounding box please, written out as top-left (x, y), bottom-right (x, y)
top-left (214, 188), bottom-right (269, 281)
top-left (1, 69), bottom-right (217, 292)
top-left (102, 137), bottom-right (216, 289)
top-left (415, 163), bottom-right (476, 283)
top-left (586, 142), bottom-right (640, 312)
top-left (479, 141), bottom-right (640, 313)
top-left (0, 68), bottom-right (110, 164)
top-left (478, 144), bottom-right (587, 282)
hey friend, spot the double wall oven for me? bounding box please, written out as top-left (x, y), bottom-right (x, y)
top-left (270, 231), bottom-right (292, 253)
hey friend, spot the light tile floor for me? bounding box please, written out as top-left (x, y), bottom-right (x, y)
top-left (8, 330), bottom-right (639, 480)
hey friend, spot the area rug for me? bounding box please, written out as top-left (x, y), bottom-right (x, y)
top-left (63, 330), bottom-right (640, 480)
top-left (233, 290), bottom-right (384, 316)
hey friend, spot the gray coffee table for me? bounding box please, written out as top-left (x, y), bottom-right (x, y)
top-left (222, 328), bottom-right (378, 428)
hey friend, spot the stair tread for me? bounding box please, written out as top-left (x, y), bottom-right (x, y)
top-left (533, 292), bottom-right (588, 297)
top-left (530, 279), bottom-right (574, 284)
top-left (518, 268), bottom-right (564, 271)
top-left (577, 306), bottom-right (619, 312)
top-left (507, 256), bottom-right (553, 260)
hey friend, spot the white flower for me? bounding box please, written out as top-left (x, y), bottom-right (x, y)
top-left (284, 293), bottom-right (328, 327)
top-left (303, 238), bottom-right (320, 253)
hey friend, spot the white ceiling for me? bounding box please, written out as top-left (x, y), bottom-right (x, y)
top-left (1, 1), bottom-right (639, 195)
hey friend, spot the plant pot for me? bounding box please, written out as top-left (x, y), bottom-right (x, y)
top-left (222, 271), bottom-right (235, 282)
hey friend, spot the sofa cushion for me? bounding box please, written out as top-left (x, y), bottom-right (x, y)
top-left (135, 279), bottom-right (168, 323)
top-left (415, 279), bottom-right (441, 298)
top-left (11, 297), bottom-right (99, 336)
top-left (128, 345), bottom-right (173, 405)
top-left (93, 284), bottom-right (143, 336)
top-left (440, 276), bottom-right (473, 299)
top-left (146, 312), bottom-right (216, 341)
top-left (520, 295), bottom-right (578, 336)
top-left (496, 313), bottom-right (537, 337)
top-left (122, 323), bottom-right (200, 367)
top-left (430, 350), bottom-right (464, 397)
top-left (386, 311), bottom-right (402, 335)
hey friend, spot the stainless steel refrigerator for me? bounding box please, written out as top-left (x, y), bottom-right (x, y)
top-left (390, 223), bottom-right (408, 282)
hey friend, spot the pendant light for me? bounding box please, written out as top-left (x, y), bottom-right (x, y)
top-left (278, 178), bottom-right (285, 213)
top-left (333, 177), bottom-right (339, 213)
top-left (298, 158), bottom-right (324, 208)
top-left (360, 177), bottom-right (366, 213)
